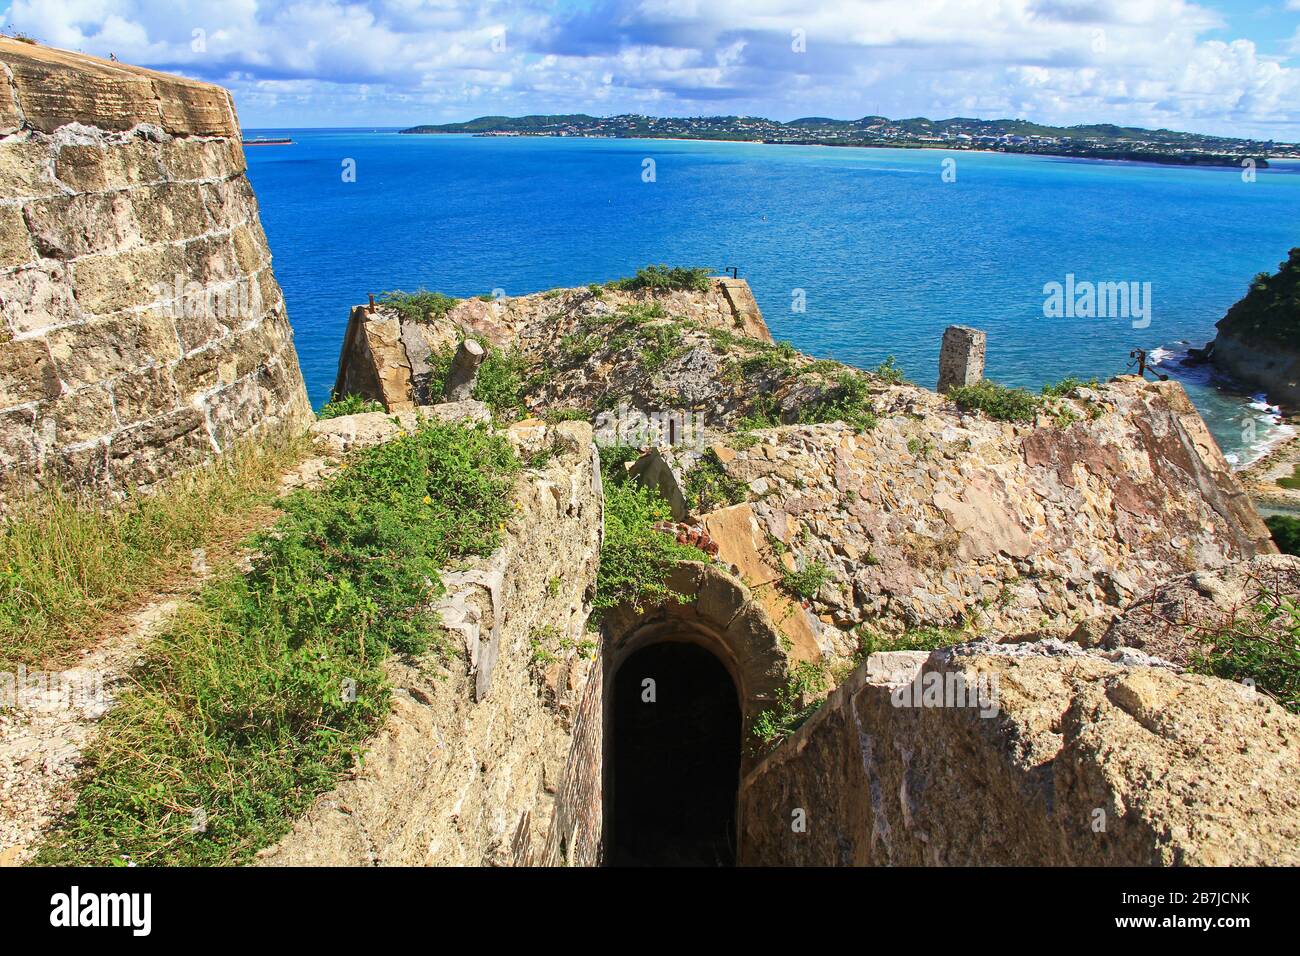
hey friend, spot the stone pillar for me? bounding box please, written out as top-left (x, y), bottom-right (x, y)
top-left (937, 325), bottom-right (987, 393)
top-left (442, 338), bottom-right (486, 402)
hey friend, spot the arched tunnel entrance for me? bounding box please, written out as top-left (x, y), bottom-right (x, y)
top-left (608, 641), bottom-right (742, 866)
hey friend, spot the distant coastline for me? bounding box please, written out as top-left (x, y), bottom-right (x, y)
top-left (400, 112), bottom-right (1283, 169)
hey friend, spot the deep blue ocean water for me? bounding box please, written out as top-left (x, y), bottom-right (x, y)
top-left (244, 129), bottom-right (1300, 464)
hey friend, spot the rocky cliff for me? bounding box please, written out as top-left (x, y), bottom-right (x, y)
top-left (1204, 248), bottom-right (1300, 410)
top-left (0, 38), bottom-right (311, 502)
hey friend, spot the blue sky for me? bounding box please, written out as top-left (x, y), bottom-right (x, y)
top-left (8, 1), bottom-right (1300, 138)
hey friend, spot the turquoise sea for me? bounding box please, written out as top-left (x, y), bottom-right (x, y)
top-left (244, 129), bottom-right (1300, 464)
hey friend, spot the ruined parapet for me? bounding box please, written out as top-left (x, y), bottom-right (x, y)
top-left (936, 324), bottom-right (986, 393)
top-left (739, 638), bottom-right (1300, 865)
top-left (332, 277), bottom-right (771, 411)
top-left (709, 376), bottom-right (1275, 661)
top-left (0, 39), bottom-right (312, 501)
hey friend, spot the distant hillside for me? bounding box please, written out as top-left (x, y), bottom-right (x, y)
top-left (399, 112), bottom-right (1284, 164)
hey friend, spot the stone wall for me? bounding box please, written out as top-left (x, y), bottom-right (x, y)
top-left (738, 639), bottom-right (1300, 866)
top-left (259, 415), bottom-right (605, 866)
top-left (0, 39), bottom-right (311, 501)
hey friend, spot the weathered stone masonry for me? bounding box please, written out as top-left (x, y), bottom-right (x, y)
top-left (0, 39), bottom-right (311, 500)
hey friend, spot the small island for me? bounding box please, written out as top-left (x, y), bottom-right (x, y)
top-left (401, 112), bottom-right (1279, 168)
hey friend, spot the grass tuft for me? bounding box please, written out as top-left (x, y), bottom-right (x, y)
top-left (0, 434), bottom-right (308, 671)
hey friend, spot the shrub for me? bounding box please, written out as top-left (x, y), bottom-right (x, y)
top-left (1266, 515), bottom-right (1300, 555)
top-left (799, 371), bottom-right (878, 431)
top-left (781, 561), bottom-right (832, 601)
top-left (872, 355), bottom-right (906, 385)
top-left (594, 464), bottom-right (706, 619)
top-left (612, 264), bottom-right (712, 293)
top-left (36, 422), bottom-right (520, 866)
top-left (318, 394), bottom-right (384, 419)
top-left (378, 289), bottom-right (461, 323)
top-left (1190, 591), bottom-right (1300, 714)
top-left (1278, 466), bottom-right (1300, 492)
top-left (949, 379), bottom-right (1041, 423)
top-left (685, 449), bottom-right (749, 513)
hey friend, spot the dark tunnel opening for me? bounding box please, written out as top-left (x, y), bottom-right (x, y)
top-left (609, 641), bottom-right (742, 866)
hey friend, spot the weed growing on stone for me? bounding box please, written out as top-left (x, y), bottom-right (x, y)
top-left (379, 289), bottom-right (461, 323)
top-left (36, 422), bottom-right (520, 866)
top-left (318, 393), bottom-right (385, 419)
top-left (593, 454), bottom-right (707, 620)
top-left (799, 370), bottom-right (879, 431)
top-left (751, 661), bottom-right (829, 746)
top-left (0, 432), bottom-right (310, 670)
top-left (472, 347), bottom-right (529, 421)
top-left (611, 265), bottom-right (712, 293)
top-left (781, 561), bottom-right (831, 601)
top-left (948, 379), bottom-right (1041, 423)
top-left (685, 449), bottom-right (749, 512)
top-left (1190, 587), bottom-right (1300, 714)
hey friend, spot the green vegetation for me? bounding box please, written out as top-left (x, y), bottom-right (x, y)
top-left (684, 449), bottom-right (749, 513)
top-left (593, 451), bottom-right (707, 620)
top-left (751, 661), bottom-right (829, 746)
top-left (1189, 590), bottom-right (1300, 714)
top-left (1266, 515), bottom-right (1300, 555)
top-left (948, 379), bottom-right (1042, 423)
top-left (638, 324), bottom-right (688, 370)
top-left (611, 265), bottom-right (712, 293)
top-left (855, 624), bottom-right (969, 656)
top-left (1277, 465), bottom-right (1300, 491)
top-left (318, 394), bottom-right (385, 419)
top-left (1040, 375), bottom-right (1099, 398)
top-left (780, 561), bottom-right (831, 601)
top-left (37, 422), bottom-right (520, 866)
top-left (378, 289), bottom-right (461, 324)
top-left (872, 355), bottom-right (906, 385)
top-left (1217, 248), bottom-right (1300, 347)
top-left (0, 435), bottom-right (307, 670)
top-left (799, 371), bottom-right (878, 431)
top-left (471, 346), bottom-right (529, 420)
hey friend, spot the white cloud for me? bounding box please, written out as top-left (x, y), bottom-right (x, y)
top-left (6, 0), bottom-right (1300, 136)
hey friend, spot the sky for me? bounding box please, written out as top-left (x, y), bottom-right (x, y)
top-left (8, 0), bottom-right (1300, 138)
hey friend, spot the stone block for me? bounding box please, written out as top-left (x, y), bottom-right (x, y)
top-left (0, 336), bottom-right (59, 406)
top-left (40, 383), bottom-right (117, 446)
top-left (54, 139), bottom-right (164, 192)
top-left (47, 312), bottom-right (181, 389)
top-left (132, 181), bottom-right (213, 245)
top-left (24, 190), bottom-right (142, 258)
top-left (0, 260), bottom-right (80, 336)
top-left (159, 137), bottom-right (236, 181)
top-left (0, 203), bottom-right (33, 269)
top-left (71, 244), bottom-right (184, 316)
top-left (0, 139), bottom-right (58, 198)
top-left (0, 405), bottom-right (38, 474)
top-left (108, 406), bottom-right (212, 487)
top-left (111, 366), bottom-right (181, 427)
